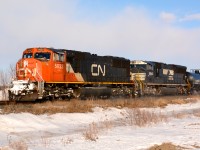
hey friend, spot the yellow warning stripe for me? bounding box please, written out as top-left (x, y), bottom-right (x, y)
top-left (45, 81), bottom-right (133, 85)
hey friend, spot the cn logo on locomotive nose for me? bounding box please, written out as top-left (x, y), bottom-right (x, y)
top-left (24, 60), bottom-right (28, 67)
top-left (91, 64), bottom-right (106, 76)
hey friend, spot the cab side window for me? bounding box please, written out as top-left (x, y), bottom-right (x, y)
top-left (23, 53), bottom-right (33, 58)
top-left (53, 53), bottom-right (64, 62)
top-left (34, 53), bottom-right (50, 61)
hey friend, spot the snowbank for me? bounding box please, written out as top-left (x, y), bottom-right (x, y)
top-left (0, 100), bottom-right (200, 149)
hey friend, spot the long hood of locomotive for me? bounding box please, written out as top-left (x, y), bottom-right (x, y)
top-left (77, 64), bottom-right (130, 83)
top-left (65, 61), bottom-right (130, 83)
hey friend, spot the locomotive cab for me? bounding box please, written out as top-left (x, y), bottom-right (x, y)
top-left (9, 48), bottom-right (68, 101)
top-left (16, 48), bottom-right (67, 82)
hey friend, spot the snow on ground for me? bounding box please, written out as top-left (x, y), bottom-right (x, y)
top-left (0, 100), bottom-right (200, 150)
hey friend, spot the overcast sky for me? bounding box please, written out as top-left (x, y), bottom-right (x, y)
top-left (1, 0), bottom-right (200, 70)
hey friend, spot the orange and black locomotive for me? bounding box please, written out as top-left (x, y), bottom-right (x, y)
top-left (9, 47), bottom-right (200, 101)
top-left (9, 47), bottom-right (133, 101)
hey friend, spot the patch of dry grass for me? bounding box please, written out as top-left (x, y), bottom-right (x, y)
top-left (83, 122), bottom-right (99, 141)
top-left (148, 142), bottom-right (187, 150)
top-left (94, 95), bottom-right (195, 109)
top-left (126, 108), bottom-right (168, 127)
top-left (82, 119), bottom-right (114, 141)
top-left (1, 95), bottom-right (199, 115)
top-left (1, 99), bottom-right (94, 115)
top-left (0, 140), bottom-right (28, 150)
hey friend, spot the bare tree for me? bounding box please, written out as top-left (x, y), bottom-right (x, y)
top-left (0, 70), bottom-right (9, 100)
top-left (9, 63), bottom-right (16, 80)
top-left (0, 64), bottom-right (15, 100)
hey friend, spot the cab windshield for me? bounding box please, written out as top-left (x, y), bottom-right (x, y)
top-left (131, 64), bottom-right (146, 69)
top-left (34, 52), bottom-right (51, 61)
top-left (23, 53), bottom-right (33, 58)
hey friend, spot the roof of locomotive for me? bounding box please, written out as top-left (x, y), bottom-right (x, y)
top-left (131, 60), bottom-right (166, 65)
top-left (24, 47), bottom-right (130, 63)
top-left (131, 60), bottom-right (187, 70)
top-left (49, 48), bottom-right (88, 54)
top-left (48, 48), bottom-right (130, 61)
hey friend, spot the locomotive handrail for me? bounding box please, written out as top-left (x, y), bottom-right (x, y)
top-left (35, 63), bottom-right (44, 82)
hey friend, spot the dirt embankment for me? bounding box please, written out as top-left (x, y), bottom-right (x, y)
top-left (148, 142), bottom-right (186, 150)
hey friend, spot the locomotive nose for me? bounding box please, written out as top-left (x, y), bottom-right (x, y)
top-left (16, 59), bottom-right (36, 80)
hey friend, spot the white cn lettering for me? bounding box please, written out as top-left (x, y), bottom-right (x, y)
top-left (91, 64), bottom-right (106, 76)
top-left (24, 60), bottom-right (28, 67)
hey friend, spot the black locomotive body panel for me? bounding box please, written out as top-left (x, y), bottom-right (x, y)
top-left (55, 49), bottom-right (130, 83)
top-left (131, 60), bottom-right (187, 85)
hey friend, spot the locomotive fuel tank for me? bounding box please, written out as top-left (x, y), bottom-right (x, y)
top-left (80, 87), bottom-right (112, 99)
top-left (159, 87), bottom-right (178, 95)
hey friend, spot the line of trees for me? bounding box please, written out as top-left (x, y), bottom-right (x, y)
top-left (0, 64), bottom-right (16, 100)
